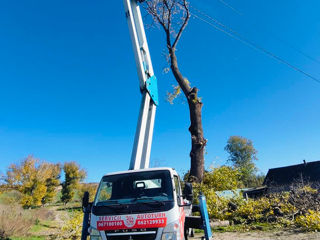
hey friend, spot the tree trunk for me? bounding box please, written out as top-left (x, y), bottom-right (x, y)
top-left (170, 49), bottom-right (207, 183)
top-left (187, 88), bottom-right (206, 183)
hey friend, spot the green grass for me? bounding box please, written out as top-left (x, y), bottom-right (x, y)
top-left (11, 237), bottom-right (45, 240)
top-left (28, 218), bottom-right (58, 238)
top-left (30, 224), bottom-right (44, 233)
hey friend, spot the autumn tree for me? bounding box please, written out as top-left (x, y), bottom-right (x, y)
top-left (61, 162), bottom-right (86, 204)
top-left (142, 0), bottom-right (206, 182)
top-left (0, 172), bottom-right (5, 194)
top-left (6, 156), bottom-right (61, 208)
top-left (225, 136), bottom-right (258, 187)
top-left (40, 163), bottom-right (61, 204)
top-left (80, 183), bottom-right (98, 202)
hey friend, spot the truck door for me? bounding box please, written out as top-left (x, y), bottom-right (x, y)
top-left (174, 175), bottom-right (186, 239)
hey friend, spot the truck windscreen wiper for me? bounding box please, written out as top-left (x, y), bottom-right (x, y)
top-left (96, 201), bottom-right (126, 208)
top-left (95, 202), bottom-right (129, 213)
top-left (130, 197), bottom-right (165, 206)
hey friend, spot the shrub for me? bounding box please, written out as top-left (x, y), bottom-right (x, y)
top-left (0, 190), bottom-right (22, 205)
top-left (232, 197), bottom-right (271, 223)
top-left (202, 166), bottom-right (242, 191)
top-left (192, 166), bottom-right (243, 219)
top-left (193, 183), bottom-right (229, 220)
top-left (295, 210), bottom-right (320, 231)
top-left (57, 211), bottom-right (83, 240)
top-left (0, 204), bottom-right (34, 239)
top-left (193, 170), bottom-right (319, 231)
top-left (195, 183), bottom-right (298, 225)
top-left (34, 207), bottom-right (55, 222)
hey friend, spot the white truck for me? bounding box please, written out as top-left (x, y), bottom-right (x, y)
top-left (81, 0), bottom-right (212, 239)
top-left (87, 167), bottom-right (193, 240)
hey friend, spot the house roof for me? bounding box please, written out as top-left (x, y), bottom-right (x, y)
top-left (263, 160), bottom-right (320, 186)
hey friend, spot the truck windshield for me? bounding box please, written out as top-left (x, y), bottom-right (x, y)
top-left (94, 170), bottom-right (173, 206)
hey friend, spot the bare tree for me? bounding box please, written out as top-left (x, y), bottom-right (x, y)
top-left (142, 0), bottom-right (206, 182)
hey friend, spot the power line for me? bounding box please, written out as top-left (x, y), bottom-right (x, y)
top-left (273, 36), bottom-right (320, 65)
top-left (208, 0), bottom-right (320, 66)
top-left (190, 7), bottom-right (320, 84)
top-left (215, 0), bottom-right (242, 15)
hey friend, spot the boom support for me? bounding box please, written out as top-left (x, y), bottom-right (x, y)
top-left (123, 0), bottom-right (158, 170)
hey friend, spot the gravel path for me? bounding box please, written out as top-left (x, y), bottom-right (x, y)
top-left (191, 231), bottom-right (320, 240)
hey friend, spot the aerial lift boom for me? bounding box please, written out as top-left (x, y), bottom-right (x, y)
top-left (123, 0), bottom-right (158, 170)
top-left (81, 1), bottom-right (213, 239)
top-left (124, 2), bottom-right (212, 238)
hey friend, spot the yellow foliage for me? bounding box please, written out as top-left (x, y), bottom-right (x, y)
top-left (295, 210), bottom-right (320, 231)
top-left (21, 195), bottom-right (33, 208)
top-left (235, 197), bottom-right (271, 222)
top-left (167, 85), bottom-right (181, 104)
top-left (194, 172), bottom-right (318, 231)
top-left (80, 183), bottom-right (98, 202)
top-left (203, 166), bottom-right (241, 191)
top-left (33, 184), bottom-right (47, 206)
top-left (61, 162), bottom-right (87, 203)
top-left (59, 211), bottom-right (84, 240)
top-left (192, 166), bottom-right (242, 219)
top-left (6, 156), bottom-right (61, 208)
top-left (301, 185), bottom-right (318, 194)
top-left (193, 184), bottom-right (228, 220)
top-left (98, 189), bottom-right (111, 202)
top-left (203, 189), bottom-right (229, 220)
top-left (40, 162), bottom-right (61, 204)
top-left (167, 79), bottom-right (190, 104)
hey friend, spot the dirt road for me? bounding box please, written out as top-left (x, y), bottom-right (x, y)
top-left (191, 231), bottom-right (320, 240)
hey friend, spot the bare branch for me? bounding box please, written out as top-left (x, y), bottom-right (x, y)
top-left (172, 0), bottom-right (190, 49)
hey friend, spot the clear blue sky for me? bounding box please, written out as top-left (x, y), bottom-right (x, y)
top-left (0, 0), bottom-right (319, 182)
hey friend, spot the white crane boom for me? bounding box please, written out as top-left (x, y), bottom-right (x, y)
top-left (123, 0), bottom-right (158, 170)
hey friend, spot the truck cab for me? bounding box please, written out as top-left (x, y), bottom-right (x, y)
top-left (88, 167), bottom-right (192, 240)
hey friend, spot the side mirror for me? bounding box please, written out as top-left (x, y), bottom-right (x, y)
top-left (82, 191), bottom-right (89, 209)
top-left (183, 182), bottom-right (193, 201)
top-left (178, 202), bottom-right (192, 207)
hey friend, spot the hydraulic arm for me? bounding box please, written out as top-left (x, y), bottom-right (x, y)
top-left (123, 0), bottom-right (158, 170)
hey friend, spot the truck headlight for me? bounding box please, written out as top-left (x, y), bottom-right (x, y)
top-left (161, 220), bottom-right (180, 240)
top-left (161, 232), bottom-right (177, 240)
top-left (89, 227), bottom-right (102, 240)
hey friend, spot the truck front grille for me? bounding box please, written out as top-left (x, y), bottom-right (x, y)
top-left (105, 228), bottom-right (157, 240)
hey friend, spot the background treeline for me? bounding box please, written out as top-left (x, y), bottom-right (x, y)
top-left (1, 156), bottom-right (97, 209)
top-left (0, 135), bottom-right (264, 209)
top-left (0, 135), bottom-right (319, 239)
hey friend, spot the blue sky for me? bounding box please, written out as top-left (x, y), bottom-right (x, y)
top-left (0, 0), bottom-right (319, 182)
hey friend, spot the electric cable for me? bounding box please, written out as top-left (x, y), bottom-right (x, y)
top-left (203, 0), bottom-right (320, 66)
top-left (190, 6), bottom-right (320, 84)
top-left (215, 0), bottom-right (242, 15)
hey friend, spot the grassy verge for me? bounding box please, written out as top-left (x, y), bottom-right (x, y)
top-left (11, 237), bottom-right (46, 240)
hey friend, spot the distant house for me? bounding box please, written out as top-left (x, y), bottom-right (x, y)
top-left (263, 160), bottom-right (320, 189)
top-left (244, 160), bottom-right (320, 198)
